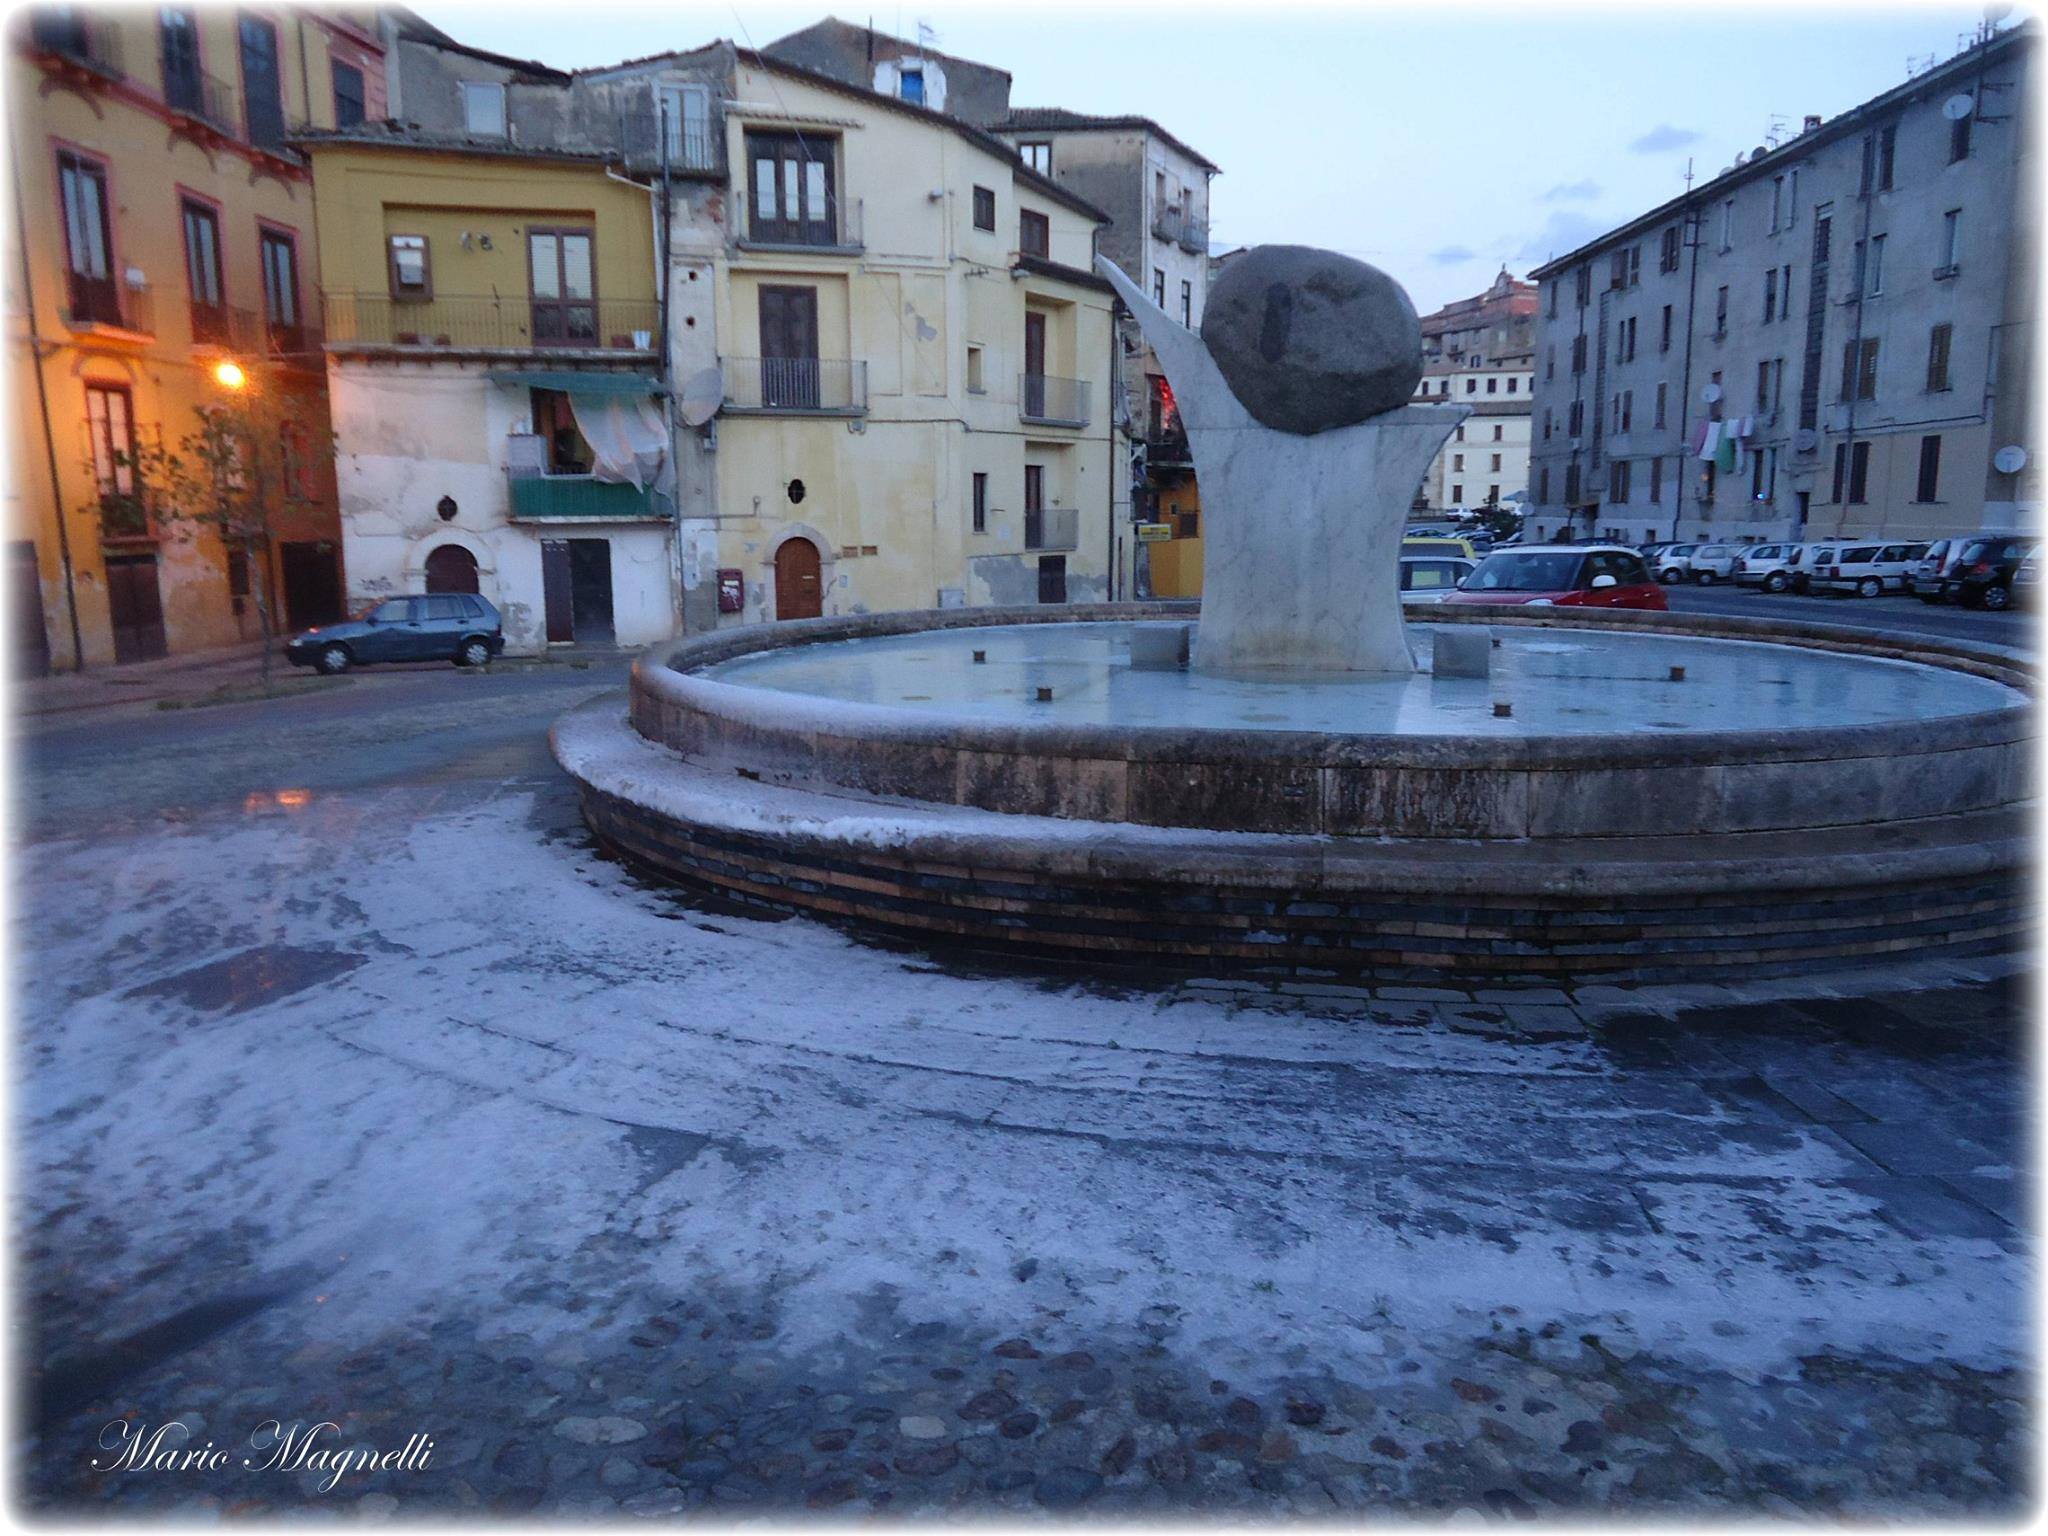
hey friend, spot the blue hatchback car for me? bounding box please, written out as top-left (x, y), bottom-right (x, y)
top-left (285, 593), bottom-right (506, 674)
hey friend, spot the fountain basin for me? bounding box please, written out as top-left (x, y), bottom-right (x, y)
top-left (555, 602), bottom-right (2031, 982)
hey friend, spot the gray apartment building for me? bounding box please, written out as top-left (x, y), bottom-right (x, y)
top-left (1526, 23), bottom-right (2035, 547)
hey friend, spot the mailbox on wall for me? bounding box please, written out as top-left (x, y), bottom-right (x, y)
top-left (716, 568), bottom-right (745, 614)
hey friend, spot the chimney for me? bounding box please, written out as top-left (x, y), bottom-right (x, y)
top-left (1802, 113), bottom-right (1823, 133)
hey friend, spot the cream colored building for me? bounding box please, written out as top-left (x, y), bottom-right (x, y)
top-left (1413, 357), bottom-right (1536, 514)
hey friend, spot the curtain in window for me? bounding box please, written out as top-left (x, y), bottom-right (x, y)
top-left (567, 392), bottom-right (670, 494)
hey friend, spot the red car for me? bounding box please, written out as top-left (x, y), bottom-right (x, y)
top-left (1442, 544), bottom-right (1669, 610)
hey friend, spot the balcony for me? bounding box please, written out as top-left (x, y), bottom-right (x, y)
top-left (507, 473), bottom-right (674, 523)
top-left (615, 107), bottom-right (720, 173)
top-left (1144, 423), bottom-right (1192, 470)
top-left (1020, 372), bottom-right (1090, 429)
top-left (1178, 218), bottom-right (1208, 255)
top-left (323, 294), bottom-right (660, 356)
top-left (1151, 204), bottom-right (1185, 244)
top-left (721, 357), bottom-right (867, 415)
top-left (28, 11), bottom-right (122, 80)
top-left (740, 197), bottom-right (862, 254)
top-left (62, 274), bottom-right (152, 341)
top-left (1024, 504), bottom-right (1079, 552)
top-left (163, 64), bottom-right (236, 136)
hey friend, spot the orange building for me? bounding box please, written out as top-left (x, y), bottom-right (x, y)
top-left (7, 5), bottom-right (383, 670)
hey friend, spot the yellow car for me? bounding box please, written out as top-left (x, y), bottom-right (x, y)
top-left (1401, 535), bottom-right (1479, 560)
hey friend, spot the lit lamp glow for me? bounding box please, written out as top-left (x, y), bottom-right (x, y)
top-left (212, 359), bottom-right (247, 390)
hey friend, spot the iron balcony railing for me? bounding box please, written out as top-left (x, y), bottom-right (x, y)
top-left (743, 196), bottom-right (862, 251)
top-left (1024, 504), bottom-right (1080, 552)
top-left (29, 10), bottom-right (123, 77)
top-left (1020, 372), bottom-right (1090, 428)
top-left (506, 473), bottom-right (675, 522)
top-left (1145, 423), bottom-right (1192, 468)
top-left (182, 303), bottom-right (323, 360)
top-left (163, 64), bottom-right (235, 134)
top-left (615, 107), bottom-right (720, 172)
top-left (323, 293), bottom-right (660, 353)
top-left (721, 357), bottom-right (867, 413)
top-left (1151, 204), bottom-right (1185, 244)
top-left (63, 274), bottom-right (152, 336)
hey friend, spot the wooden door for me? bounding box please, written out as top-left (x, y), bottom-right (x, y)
top-left (1023, 463), bottom-right (1044, 549)
top-left (1023, 311), bottom-right (1047, 417)
top-left (774, 539), bottom-right (822, 620)
top-left (568, 539), bottom-right (615, 643)
top-left (758, 285), bottom-right (819, 407)
top-left (528, 228), bottom-right (596, 346)
top-left (56, 151), bottom-right (118, 325)
top-left (104, 553), bottom-right (167, 663)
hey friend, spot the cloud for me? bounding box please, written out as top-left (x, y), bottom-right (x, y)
top-left (1630, 123), bottom-right (1701, 154)
top-left (1540, 179), bottom-right (1601, 202)
top-left (1428, 245), bottom-right (1477, 266)
top-left (1513, 209), bottom-right (1608, 265)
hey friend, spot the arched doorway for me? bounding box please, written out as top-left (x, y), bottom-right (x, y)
top-left (774, 538), bottom-right (822, 620)
top-left (424, 544), bottom-right (480, 594)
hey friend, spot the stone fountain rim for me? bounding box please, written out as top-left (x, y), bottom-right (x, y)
top-left (639, 602), bottom-right (2031, 772)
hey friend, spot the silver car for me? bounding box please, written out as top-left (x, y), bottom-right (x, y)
top-left (1734, 542), bottom-right (1800, 592)
top-left (1812, 540), bottom-right (1930, 597)
top-left (1653, 543), bottom-right (1701, 582)
top-left (1687, 543), bottom-right (1743, 584)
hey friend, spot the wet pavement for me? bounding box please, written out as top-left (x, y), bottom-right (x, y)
top-left (12, 669), bottom-right (2034, 1519)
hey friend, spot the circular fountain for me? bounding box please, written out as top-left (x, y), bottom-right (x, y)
top-left (553, 249), bottom-right (2031, 984)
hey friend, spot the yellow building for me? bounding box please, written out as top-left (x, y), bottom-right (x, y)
top-left (7, 5), bottom-right (381, 671)
top-left (306, 130), bottom-right (669, 652)
top-left (703, 53), bottom-right (1119, 623)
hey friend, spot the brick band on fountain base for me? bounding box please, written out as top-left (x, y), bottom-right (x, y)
top-left (551, 604), bottom-right (2032, 987)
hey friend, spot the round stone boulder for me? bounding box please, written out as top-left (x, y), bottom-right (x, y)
top-left (1199, 245), bottom-right (1423, 435)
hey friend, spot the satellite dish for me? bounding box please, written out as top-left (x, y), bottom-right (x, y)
top-left (677, 365), bottom-right (724, 427)
top-left (1988, 0), bottom-right (2014, 19)
top-left (1944, 93), bottom-right (1976, 121)
top-left (1702, 382), bottom-right (1723, 404)
top-left (1794, 427), bottom-right (1819, 453)
top-left (1994, 444), bottom-right (2028, 474)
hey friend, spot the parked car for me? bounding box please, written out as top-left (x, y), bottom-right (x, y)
top-left (1401, 535), bottom-right (1479, 560)
top-left (2014, 548), bottom-right (2041, 605)
top-left (1792, 543), bottom-right (1836, 594)
top-left (1810, 540), bottom-right (1930, 597)
top-left (1734, 542), bottom-right (1801, 592)
top-left (286, 593), bottom-right (507, 675)
top-left (1398, 554), bottom-right (1476, 603)
top-left (1653, 543), bottom-right (1701, 582)
top-left (1444, 545), bottom-right (1668, 610)
top-left (1939, 535), bottom-right (2034, 610)
top-left (1910, 535), bottom-right (2003, 603)
top-left (1686, 543), bottom-right (1743, 584)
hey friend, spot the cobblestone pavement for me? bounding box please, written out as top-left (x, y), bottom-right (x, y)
top-left (14, 680), bottom-right (2033, 1519)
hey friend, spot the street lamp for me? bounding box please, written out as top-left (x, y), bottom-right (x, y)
top-left (212, 359), bottom-right (247, 391)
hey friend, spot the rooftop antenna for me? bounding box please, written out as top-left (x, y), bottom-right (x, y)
top-left (1765, 113), bottom-right (1790, 148)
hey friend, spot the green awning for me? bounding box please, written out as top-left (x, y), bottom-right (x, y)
top-left (484, 370), bottom-right (667, 397)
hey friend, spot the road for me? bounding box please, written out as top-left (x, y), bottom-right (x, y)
top-left (1663, 582), bottom-right (2031, 647)
top-left (12, 638), bottom-right (2031, 1520)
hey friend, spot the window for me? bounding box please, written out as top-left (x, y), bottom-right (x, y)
top-left (388, 234), bottom-right (429, 298)
top-left (756, 285), bottom-right (820, 406)
top-left (1574, 266), bottom-right (1590, 308)
top-left (1878, 122), bottom-right (1897, 190)
top-left (1180, 280), bottom-right (1191, 327)
top-left (1772, 357), bottom-right (1785, 412)
top-left (160, 7), bottom-right (201, 116)
top-left (1451, 483), bottom-right (1463, 503)
top-left (1917, 434), bottom-right (1942, 502)
top-left (1659, 224), bottom-right (1681, 273)
top-left (1455, 425), bottom-right (1465, 441)
top-left (1950, 112), bottom-right (1971, 163)
top-left (1849, 440), bottom-right (1871, 502)
top-left (660, 84), bottom-right (711, 165)
top-left (180, 197), bottom-right (225, 341)
top-left (1660, 304), bottom-right (1672, 352)
top-left (1507, 376), bottom-right (1518, 394)
top-left (1151, 267), bottom-right (1165, 305)
top-left (527, 227), bottom-right (596, 345)
top-left (1927, 322), bottom-right (1953, 391)
top-left (1770, 175), bottom-right (1784, 233)
top-left (1539, 466), bottom-right (1551, 501)
top-left (1545, 345), bottom-right (1555, 380)
top-left (1492, 425), bottom-right (1503, 442)
top-left (972, 471), bottom-right (988, 533)
top-left (1570, 335), bottom-right (1586, 374)
top-left (972, 185), bottom-right (995, 231)
top-left (1763, 267), bottom-right (1777, 323)
top-left (1568, 399), bottom-right (1584, 436)
top-left (966, 344), bottom-right (984, 393)
top-left (1610, 460), bottom-right (1631, 502)
top-left (1750, 443), bottom-right (1772, 501)
top-left (332, 60), bottom-right (365, 128)
top-left (1565, 464), bottom-right (1581, 503)
top-left (1629, 246), bottom-right (1641, 287)
top-left (748, 132), bottom-right (837, 245)
top-left (1019, 141), bottom-right (1051, 175)
top-left (238, 14), bottom-right (284, 148)
top-left (1490, 453), bottom-right (1502, 472)
top-left (259, 227), bottom-right (301, 346)
top-left (1541, 408), bottom-right (1552, 440)
top-left (1866, 233), bottom-right (1885, 295)
top-left (1714, 285), bottom-right (1728, 336)
top-left (1718, 198), bottom-right (1733, 251)
top-left (1018, 209), bottom-right (1049, 258)
top-left (1620, 390), bottom-right (1632, 432)
top-left (1940, 208), bottom-right (1961, 272)
top-left (280, 421), bottom-right (316, 500)
top-left (461, 80), bottom-right (506, 138)
top-left (85, 381), bottom-right (136, 502)
top-left (897, 65), bottom-right (923, 104)
top-left (1452, 454), bottom-right (1464, 471)
top-left (1838, 337), bottom-right (1879, 401)
top-left (1649, 456), bottom-right (1663, 504)
top-left (1778, 264), bottom-right (1794, 320)
top-left (1655, 381), bottom-right (1667, 428)
top-left (1756, 359), bottom-right (1771, 411)
top-left (531, 388), bottom-right (592, 473)
top-left (1485, 377), bottom-right (1497, 394)
top-left (1547, 283), bottom-right (1558, 318)
top-left (56, 148), bottom-right (116, 325)
top-left (1466, 378), bottom-right (1477, 395)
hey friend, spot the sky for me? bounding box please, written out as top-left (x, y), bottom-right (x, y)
top-left (416, 0), bottom-right (2007, 314)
